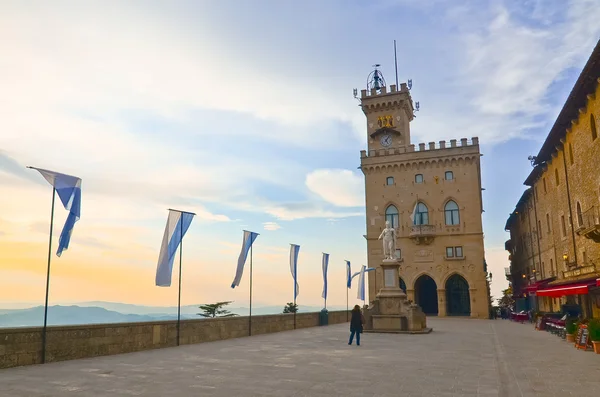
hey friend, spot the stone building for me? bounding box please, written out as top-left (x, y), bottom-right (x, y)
top-left (505, 39), bottom-right (600, 318)
top-left (358, 72), bottom-right (490, 318)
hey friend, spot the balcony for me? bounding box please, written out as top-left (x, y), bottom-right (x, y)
top-left (409, 224), bottom-right (436, 245)
top-left (504, 267), bottom-right (511, 281)
top-left (505, 239), bottom-right (512, 252)
top-left (576, 206), bottom-right (600, 242)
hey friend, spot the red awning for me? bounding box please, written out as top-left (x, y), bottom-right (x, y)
top-left (524, 278), bottom-right (555, 294)
top-left (597, 278), bottom-right (600, 287)
top-left (537, 280), bottom-right (596, 298)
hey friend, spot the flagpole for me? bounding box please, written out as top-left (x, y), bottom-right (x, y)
top-left (346, 287), bottom-right (349, 322)
top-left (249, 244), bottom-right (253, 336)
top-left (41, 187), bottom-right (56, 365)
top-left (177, 219), bottom-right (183, 347)
top-left (293, 267), bottom-right (297, 330)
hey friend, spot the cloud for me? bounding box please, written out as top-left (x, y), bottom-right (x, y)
top-left (263, 222), bottom-right (282, 231)
top-left (305, 169), bottom-right (364, 207)
top-left (432, 0), bottom-right (600, 144)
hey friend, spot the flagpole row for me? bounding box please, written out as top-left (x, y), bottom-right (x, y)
top-left (249, 244), bottom-right (253, 336)
top-left (41, 187), bottom-right (56, 365)
top-left (177, 219), bottom-right (183, 347)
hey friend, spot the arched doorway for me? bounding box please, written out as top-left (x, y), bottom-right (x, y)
top-left (445, 274), bottom-right (471, 316)
top-left (414, 274), bottom-right (438, 315)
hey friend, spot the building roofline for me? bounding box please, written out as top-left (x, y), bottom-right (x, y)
top-left (504, 188), bottom-right (533, 230)
top-left (523, 165), bottom-right (543, 186)
top-left (534, 39), bottom-right (600, 165)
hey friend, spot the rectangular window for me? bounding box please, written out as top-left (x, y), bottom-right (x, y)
top-left (395, 249), bottom-right (401, 259)
top-left (446, 247), bottom-right (454, 257)
top-left (555, 169), bottom-right (560, 186)
top-left (444, 171), bottom-right (454, 180)
top-left (561, 215), bottom-right (566, 237)
top-left (455, 246), bottom-right (463, 257)
top-left (546, 213), bottom-right (551, 234)
top-left (386, 176), bottom-right (394, 185)
top-left (415, 174), bottom-right (424, 183)
top-left (582, 250), bottom-right (587, 264)
top-left (538, 220), bottom-right (542, 239)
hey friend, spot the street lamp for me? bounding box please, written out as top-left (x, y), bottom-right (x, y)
top-left (563, 253), bottom-right (568, 262)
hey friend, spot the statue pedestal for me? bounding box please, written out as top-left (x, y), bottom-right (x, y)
top-left (364, 259), bottom-right (431, 334)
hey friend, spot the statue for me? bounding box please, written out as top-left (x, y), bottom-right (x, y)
top-left (378, 220), bottom-right (397, 260)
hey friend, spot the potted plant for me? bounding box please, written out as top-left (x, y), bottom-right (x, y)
top-left (588, 318), bottom-right (600, 354)
top-left (565, 318), bottom-right (577, 343)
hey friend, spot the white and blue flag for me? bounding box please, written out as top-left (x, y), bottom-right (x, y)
top-left (29, 167), bottom-right (82, 257)
top-left (321, 253), bottom-right (329, 300)
top-left (289, 244), bottom-right (300, 299)
top-left (357, 265), bottom-right (367, 301)
top-left (231, 230), bottom-right (259, 288)
top-left (346, 260), bottom-right (352, 288)
top-left (155, 210), bottom-right (195, 287)
top-left (351, 267), bottom-right (376, 282)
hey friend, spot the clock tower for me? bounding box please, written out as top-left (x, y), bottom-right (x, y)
top-left (361, 66), bottom-right (415, 151)
top-left (358, 66), bottom-right (489, 319)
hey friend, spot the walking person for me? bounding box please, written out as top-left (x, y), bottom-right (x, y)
top-left (348, 305), bottom-right (364, 346)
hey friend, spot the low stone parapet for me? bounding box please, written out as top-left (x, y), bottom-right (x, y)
top-left (0, 310), bottom-right (348, 369)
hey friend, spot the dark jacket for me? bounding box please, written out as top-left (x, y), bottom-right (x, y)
top-left (350, 310), bottom-right (363, 332)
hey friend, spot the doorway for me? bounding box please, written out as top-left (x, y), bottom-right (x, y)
top-left (445, 274), bottom-right (471, 316)
top-left (414, 274), bottom-right (438, 315)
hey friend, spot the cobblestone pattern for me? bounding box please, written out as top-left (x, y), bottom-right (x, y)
top-left (1, 317), bottom-right (599, 396)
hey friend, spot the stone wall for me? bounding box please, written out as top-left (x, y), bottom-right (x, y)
top-left (0, 310), bottom-right (348, 369)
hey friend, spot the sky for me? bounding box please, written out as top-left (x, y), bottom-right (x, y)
top-left (1, 0), bottom-right (600, 310)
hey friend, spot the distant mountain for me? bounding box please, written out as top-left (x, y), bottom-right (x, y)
top-left (0, 305), bottom-right (185, 328)
top-left (73, 301), bottom-right (344, 316)
top-left (0, 302), bottom-right (347, 328)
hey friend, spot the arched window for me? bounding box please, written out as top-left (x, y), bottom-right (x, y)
top-left (385, 205), bottom-right (399, 228)
top-left (555, 169), bottom-right (559, 186)
top-left (591, 114), bottom-right (597, 140)
top-left (413, 202), bottom-right (429, 225)
top-left (444, 200), bottom-right (460, 225)
top-left (576, 202), bottom-right (583, 227)
top-left (386, 176), bottom-right (394, 185)
top-left (445, 171), bottom-right (454, 180)
top-left (415, 174), bottom-right (424, 183)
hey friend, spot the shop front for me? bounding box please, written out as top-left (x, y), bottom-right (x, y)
top-left (536, 277), bottom-right (598, 319)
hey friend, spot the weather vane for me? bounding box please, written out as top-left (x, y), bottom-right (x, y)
top-left (367, 64), bottom-right (386, 92)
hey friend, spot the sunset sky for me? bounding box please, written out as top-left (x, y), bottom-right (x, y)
top-left (1, 0), bottom-right (600, 310)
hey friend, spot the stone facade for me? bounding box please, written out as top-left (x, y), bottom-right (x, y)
top-left (0, 310), bottom-right (348, 369)
top-left (358, 83), bottom-right (490, 319)
top-left (505, 39), bottom-right (600, 318)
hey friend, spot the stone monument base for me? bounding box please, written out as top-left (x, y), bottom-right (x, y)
top-left (363, 259), bottom-right (431, 334)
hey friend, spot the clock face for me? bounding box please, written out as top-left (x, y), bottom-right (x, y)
top-left (380, 134), bottom-right (392, 147)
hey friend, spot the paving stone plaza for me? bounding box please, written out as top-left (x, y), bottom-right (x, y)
top-left (1, 317), bottom-right (599, 397)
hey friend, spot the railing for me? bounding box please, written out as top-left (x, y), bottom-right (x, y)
top-left (576, 206), bottom-right (600, 242)
top-left (409, 224), bottom-right (436, 237)
top-left (580, 206), bottom-right (600, 229)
